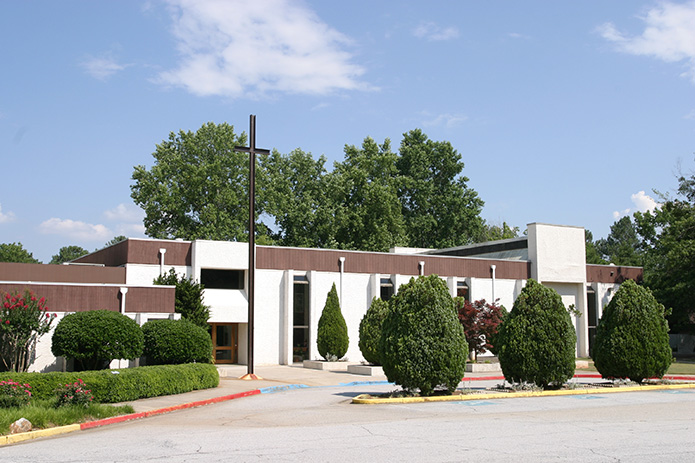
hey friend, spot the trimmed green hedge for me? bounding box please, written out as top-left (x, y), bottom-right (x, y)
top-left (142, 319), bottom-right (213, 365)
top-left (0, 363), bottom-right (219, 403)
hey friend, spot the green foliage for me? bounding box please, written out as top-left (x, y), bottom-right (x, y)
top-left (51, 310), bottom-right (144, 371)
top-left (49, 245), bottom-right (89, 265)
top-left (585, 229), bottom-right (608, 265)
top-left (497, 279), bottom-right (576, 387)
top-left (154, 269), bottom-right (210, 328)
top-left (478, 221), bottom-right (520, 242)
top-left (0, 242), bottom-right (40, 264)
top-left (131, 122), bottom-right (273, 242)
top-left (330, 137), bottom-right (407, 252)
top-left (104, 236), bottom-right (127, 247)
top-left (358, 297), bottom-right (389, 365)
top-left (316, 284), bottom-right (349, 360)
top-left (635, 198), bottom-right (695, 332)
top-left (142, 319), bottom-right (213, 365)
top-left (0, 290), bottom-right (56, 372)
top-left (55, 378), bottom-right (93, 407)
top-left (0, 400), bottom-right (134, 435)
top-left (592, 280), bottom-right (672, 383)
top-left (595, 216), bottom-right (643, 266)
top-left (379, 275), bottom-right (468, 396)
top-left (0, 380), bottom-right (32, 408)
top-left (0, 363), bottom-right (219, 403)
top-left (396, 129), bottom-right (485, 248)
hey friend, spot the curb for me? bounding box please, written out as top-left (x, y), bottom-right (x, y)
top-left (0, 389), bottom-right (261, 447)
top-left (352, 382), bottom-right (695, 404)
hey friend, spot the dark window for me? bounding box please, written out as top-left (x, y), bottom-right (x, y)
top-left (201, 269), bottom-right (245, 290)
top-left (293, 278), bottom-right (310, 362)
top-left (457, 281), bottom-right (469, 301)
top-left (380, 278), bottom-right (394, 301)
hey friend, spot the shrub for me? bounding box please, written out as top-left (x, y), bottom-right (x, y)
top-left (380, 275), bottom-right (468, 396)
top-left (317, 283), bottom-right (349, 360)
top-left (592, 280), bottom-right (672, 383)
top-left (0, 363), bottom-right (219, 403)
top-left (358, 297), bottom-right (389, 365)
top-left (55, 379), bottom-right (93, 407)
top-left (497, 279), bottom-right (576, 388)
top-left (0, 380), bottom-right (32, 408)
top-left (0, 290), bottom-right (56, 372)
top-left (51, 310), bottom-right (144, 371)
top-left (154, 269), bottom-right (210, 329)
top-left (455, 298), bottom-right (506, 362)
top-left (142, 319), bottom-right (213, 365)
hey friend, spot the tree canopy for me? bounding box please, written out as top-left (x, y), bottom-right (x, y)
top-left (132, 123), bottom-right (490, 252)
top-left (0, 242), bottom-right (40, 264)
top-left (49, 245), bottom-right (89, 265)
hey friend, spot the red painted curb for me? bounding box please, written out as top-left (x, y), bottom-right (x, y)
top-left (80, 389), bottom-right (261, 431)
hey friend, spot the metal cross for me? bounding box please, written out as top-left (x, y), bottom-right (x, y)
top-left (235, 115), bottom-right (269, 378)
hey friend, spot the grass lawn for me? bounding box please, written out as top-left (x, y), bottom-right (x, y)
top-left (577, 358), bottom-right (695, 376)
top-left (1, 400), bottom-right (134, 435)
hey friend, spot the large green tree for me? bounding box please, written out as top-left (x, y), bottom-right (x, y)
top-left (634, 162), bottom-right (695, 332)
top-left (330, 137), bottom-right (406, 252)
top-left (396, 129), bottom-right (484, 248)
top-left (154, 269), bottom-right (210, 329)
top-left (0, 242), bottom-right (40, 264)
top-left (265, 149), bottom-right (336, 248)
top-left (49, 245), bottom-right (89, 265)
top-left (131, 122), bottom-right (271, 242)
top-left (596, 216), bottom-right (643, 266)
top-left (585, 230), bottom-right (608, 265)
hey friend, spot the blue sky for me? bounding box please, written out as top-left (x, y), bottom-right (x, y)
top-left (2, 1), bottom-right (694, 263)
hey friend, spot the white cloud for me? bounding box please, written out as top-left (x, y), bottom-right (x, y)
top-left (413, 22), bottom-right (459, 42)
top-left (0, 203), bottom-right (16, 223)
top-left (422, 112), bottom-right (468, 128)
top-left (103, 203), bottom-right (144, 223)
top-left (156, 0), bottom-right (370, 98)
top-left (39, 218), bottom-right (112, 241)
top-left (598, 1), bottom-right (695, 82)
top-left (613, 190), bottom-right (660, 219)
top-left (685, 109), bottom-right (695, 120)
top-left (80, 55), bottom-right (129, 80)
top-left (508, 32), bottom-right (530, 40)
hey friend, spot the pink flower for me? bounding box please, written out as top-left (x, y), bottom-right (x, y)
top-left (4, 320), bottom-right (9, 325)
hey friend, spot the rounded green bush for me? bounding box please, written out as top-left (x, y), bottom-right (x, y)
top-left (359, 297), bottom-right (389, 365)
top-left (379, 275), bottom-right (468, 396)
top-left (142, 318), bottom-right (213, 365)
top-left (592, 280), bottom-right (672, 383)
top-left (497, 279), bottom-right (576, 388)
top-left (317, 283), bottom-right (349, 360)
top-left (51, 310), bottom-right (144, 371)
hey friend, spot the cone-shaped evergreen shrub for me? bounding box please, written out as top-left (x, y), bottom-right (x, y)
top-left (497, 279), bottom-right (576, 388)
top-left (359, 297), bottom-right (389, 365)
top-left (379, 275), bottom-right (468, 396)
top-left (317, 283), bottom-right (349, 360)
top-left (592, 279), bottom-right (672, 383)
top-left (142, 319), bottom-right (213, 365)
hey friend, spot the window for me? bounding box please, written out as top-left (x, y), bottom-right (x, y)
top-left (457, 280), bottom-right (469, 301)
top-left (380, 278), bottom-right (394, 301)
top-left (200, 269), bottom-right (245, 290)
top-left (293, 276), bottom-right (310, 362)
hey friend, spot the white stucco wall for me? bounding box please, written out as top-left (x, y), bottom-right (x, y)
top-left (528, 223), bottom-right (586, 283)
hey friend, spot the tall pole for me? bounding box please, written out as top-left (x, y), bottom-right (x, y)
top-left (235, 115), bottom-right (269, 380)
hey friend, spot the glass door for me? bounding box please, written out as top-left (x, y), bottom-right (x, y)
top-left (210, 323), bottom-right (238, 364)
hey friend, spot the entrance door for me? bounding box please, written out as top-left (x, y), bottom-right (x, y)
top-left (210, 323), bottom-right (238, 364)
top-left (293, 276), bottom-right (310, 362)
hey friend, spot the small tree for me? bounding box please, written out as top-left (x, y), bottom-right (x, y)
top-left (49, 245), bottom-right (89, 264)
top-left (142, 319), bottom-right (213, 365)
top-left (51, 310), bottom-right (144, 370)
top-left (154, 269), bottom-right (210, 329)
top-left (358, 297), bottom-right (389, 365)
top-left (0, 290), bottom-right (56, 372)
top-left (0, 242), bottom-right (40, 263)
top-left (592, 280), bottom-right (672, 383)
top-left (497, 279), bottom-right (576, 388)
top-left (380, 275), bottom-right (468, 396)
top-left (455, 298), bottom-right (506, 362)
top-left (316, 283), bottom-right (349, 361)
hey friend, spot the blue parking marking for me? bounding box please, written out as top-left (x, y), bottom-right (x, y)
top-left (570, 395), bottom-right (604, 400)
top-left (459, 400), bottom-right (496, 406)
top-left (260, 384), bottom-right (309, 394)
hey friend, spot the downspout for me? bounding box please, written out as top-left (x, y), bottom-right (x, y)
top-left (119, 287), bottom-right (128, 314)
top-left (419, 261), bottom-right (425, 276)
top-left (159, 248), bottom-right (167, 276)
top-left (491, 265), bottom-right (496, 302)
top-left (339, 257), bottom-right (345, 305)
